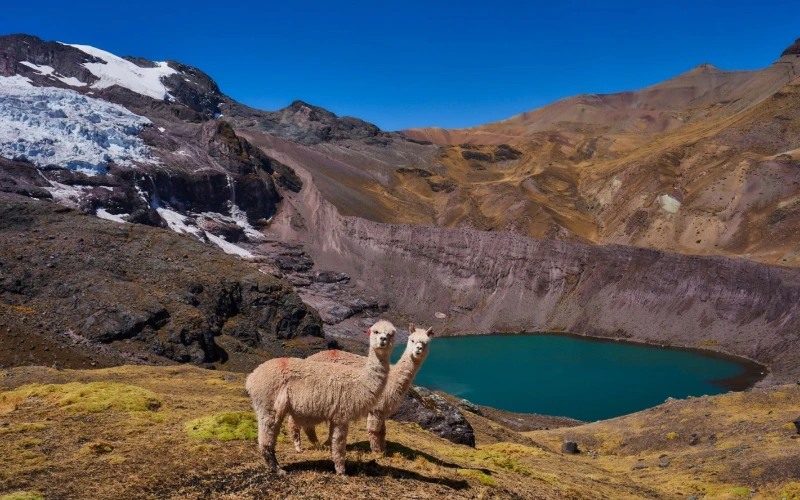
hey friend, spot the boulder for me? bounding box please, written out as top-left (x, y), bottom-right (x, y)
top-left (391, 386), bottom-right (476, 447)
top-left (562, 440), bottom-right (580, 454)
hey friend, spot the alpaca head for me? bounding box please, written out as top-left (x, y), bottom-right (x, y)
top-left (406, 323), bottom-right (434, 361)
top-left (368, 320), bottom-right (396, 353)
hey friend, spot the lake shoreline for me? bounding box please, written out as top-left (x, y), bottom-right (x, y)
top-left (404, 332), bottom-right (769, 421)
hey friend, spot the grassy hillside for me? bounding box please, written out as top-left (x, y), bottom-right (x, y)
top-left (1, 365), bottom-right (798, 499)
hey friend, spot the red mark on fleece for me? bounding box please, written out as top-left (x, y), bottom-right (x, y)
top-left (327, 349), bottom-right (339, 361)
top-left (277, 357), bottom-right (289, 376)
top-left (365, 328), bottom-right (371, 336)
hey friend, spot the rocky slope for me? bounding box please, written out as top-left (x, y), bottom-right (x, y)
top-left (0, 193), bottom-right (323, 372)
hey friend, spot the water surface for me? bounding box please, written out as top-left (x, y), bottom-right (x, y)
top-left (392, 333), bottom-right (763, 421)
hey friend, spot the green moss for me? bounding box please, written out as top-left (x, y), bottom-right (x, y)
top-left (448, 443), bottom-right (537, 476)
top-left (730, 486), bottom-right (751, 497)
top-left (0, 422), bottom-right (47, 435)
top-left (0, 492), bottom-right (44, 500)
top-left (779, 481), bottom-right (800, 499)
top-left (458, 469), bottom-right (498, 487)
top-left (185, 412), bottom-right (258, 441)
top-left (6, 382), bottom-right (161, 413)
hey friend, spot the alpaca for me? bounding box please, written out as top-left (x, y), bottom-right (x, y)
top-left (245, 320), bottom-right (396, 475)
top-left (288, 323), bottom-right (433, 454)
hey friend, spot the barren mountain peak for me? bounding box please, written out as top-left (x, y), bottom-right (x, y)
top-left (780, 37), bottom-right (800, 57)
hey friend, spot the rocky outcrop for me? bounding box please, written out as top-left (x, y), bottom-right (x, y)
top-left (0, 194), bottom-right (323, 370)
top-left (226, 99), bottom-right (382, 145)
top-left (391, 386), bottom-right (476, 447)
top-left (161, 60), bottom-right (224, 117)
top-left (0, 34), bottom-right (98, 83)
top-left (0, 157), bottom-right (53, 199)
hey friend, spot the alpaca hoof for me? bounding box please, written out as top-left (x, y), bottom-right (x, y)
top-left (294, 446), bottom-right (304, 453)
top-left (273, 468), bottom-right (287, 476)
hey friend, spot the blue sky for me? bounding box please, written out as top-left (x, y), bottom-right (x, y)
top-left (2, 1), bottom-right (799, 130)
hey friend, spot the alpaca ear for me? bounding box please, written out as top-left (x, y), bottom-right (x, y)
top-left (408, 323), bottom-right (415, 332)
top-left (426, 328), bottom-right (434, 337)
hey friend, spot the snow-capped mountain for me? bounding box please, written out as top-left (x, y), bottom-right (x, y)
top-left (0, 34), bottom-right (299, 257)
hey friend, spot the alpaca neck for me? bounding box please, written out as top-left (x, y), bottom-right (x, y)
top-left (382, 348), bottom-right (425, 413)
top-left (359, 346), bottom-right (391, 402)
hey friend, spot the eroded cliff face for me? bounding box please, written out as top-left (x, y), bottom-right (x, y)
top-left (262, 142), bottom-right (800, 383)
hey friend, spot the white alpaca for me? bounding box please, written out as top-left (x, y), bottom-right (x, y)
top-left (288, 323), bottom-right (433, 454)
top-left (245, 320), bottom-right (396, 475)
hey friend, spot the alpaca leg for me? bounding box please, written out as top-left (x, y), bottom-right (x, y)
top-left (287, 416), bottom-right (303, 452)
top-left (322, 421), bottom-right (332, 448)
top-left (257, 409), bottom-right (286, 474)
top-left (330, 422), bottom-right (349, 475)
top-left (304, 425), bottom-right (320, 448)
top-left (367, 412), bottom-right (387, 454)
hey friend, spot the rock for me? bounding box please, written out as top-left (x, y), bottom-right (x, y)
top-left (229, 99), bottom-right (382, 146)
top-left (561, 440), bottom-right (580, 454)
top-left (313, 271), bottom-right (350, 284)
top-left (492, 144), bottom-right (523, 161)
top-left (390, 386), bottom-right (475, 447)
top-left (689, 434), bottom-right (700, 446)
top-left (632, 461), bottom-right (648, 470)
top-left (461, 150), bottom-right (493, 162)
top-left (457, 399), bottom-right (483, 416)
top-left (793, 416), bottom-right (800, 434)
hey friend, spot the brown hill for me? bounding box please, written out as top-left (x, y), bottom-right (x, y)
top-left (246, 43), bottom-right (800, 266)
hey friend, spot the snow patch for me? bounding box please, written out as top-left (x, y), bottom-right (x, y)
top-left (64, 43), bottom-right (177, 100)
top-left (96, 208), bottom-right (129, 223)
top-left (156, 206), bottom-right (253, 258)
top-left (0, 76), bottom-right (155, 174)
top-left (198, 204), bottom-right (265, 242)
top-left (20, 61), bottom-right (55, 75)
top-left (21, 61), bottom-right (88, 87)
top-left (58, 75), bottom-right (87, 87)
top-left (658, 194), bottom-right (681, 213)
top-left (204, 231), bottom-right (253, 258)
top-left (45, 181), bottom-right (92, 208)
top-left (156, 207), bottom-right (204, 238)
top-left (0, 74), bottom-right (34, 90)
top-left (157, 126), bottom-right (165, 132)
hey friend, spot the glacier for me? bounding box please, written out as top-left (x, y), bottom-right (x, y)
top-left (0, 75), bottom-right (156, 175)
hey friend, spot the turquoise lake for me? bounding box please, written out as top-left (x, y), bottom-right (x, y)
top-left (391, 334), bottom-right (763, 421)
